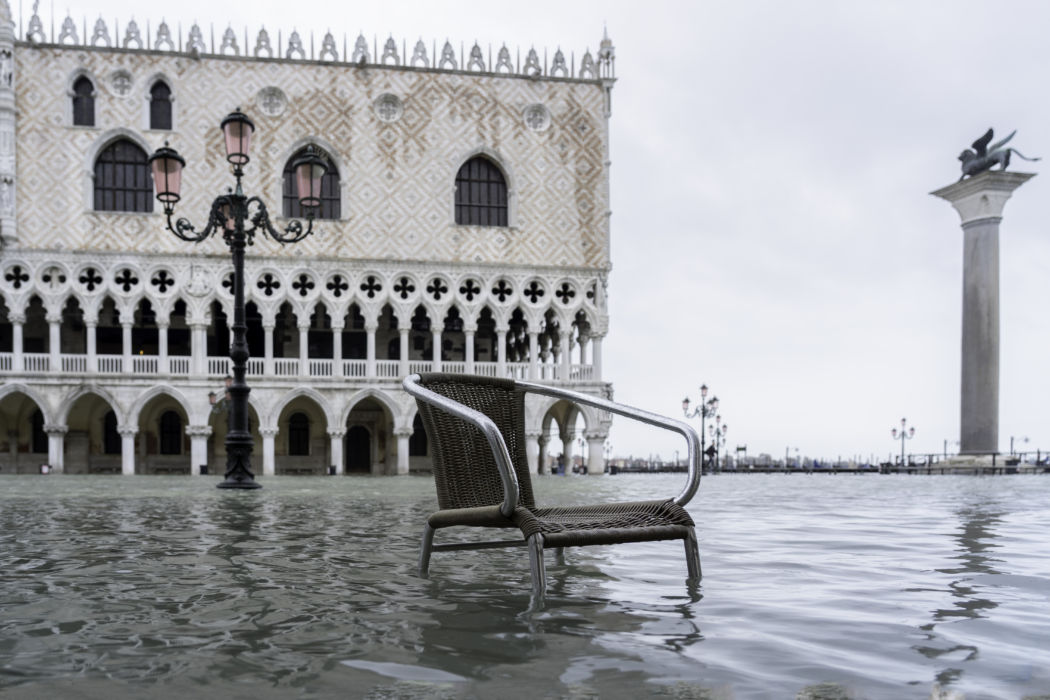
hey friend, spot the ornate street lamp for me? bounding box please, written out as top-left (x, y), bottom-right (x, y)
top-left (149, 109), bottom-right (327, 489)
top-left (682, 384), bottom-right (718, 473)
top-left (709, 418), bottom-right (727, 472)
top-left (892, 418), bottom-right (916, 468)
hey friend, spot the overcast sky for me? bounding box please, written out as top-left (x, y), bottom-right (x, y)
top-left (41, 0), bottom-right (1050, 463)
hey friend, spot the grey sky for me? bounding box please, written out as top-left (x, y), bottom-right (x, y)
top-left (44, 0), bottom-right (1050, 462)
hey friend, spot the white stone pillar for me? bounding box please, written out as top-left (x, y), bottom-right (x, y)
top-left (537, 434), bottom-right (550, 475)
top-left (431, 329), bottom-right (442, 371)
top-left (261, 428), bottom-right (277, 476)
top-left (528, 332), bottom-right (539, 380)
top-left (122, 321), bottom-right (133, 373)
top-left (47, 313), bottom-right (61, 372)
top-left (586, 433), bottom-right (606, 475)
top-left (85, 320), bottom-right (97, 372)
top-left (187, 425), bottom-right (211, 475)
top-left (263, 323), bottom-right (275, 376)
top-left (592, 335), bottom-right (604, 381)
top-left (329, 430), bottom-right (345, 475)
top-left (158, 321), bottom-right (169, 375)
top-left (932, 170), bottom-right (1035, 454)
top-left (119, 427), bottom-right (136, 475)
top-left (191, 323), bottom-right (207, 377)
top-left (45, 424), bottom-right (67, 473)
top-left (561, 431), bottom-right (575, 474)
top-left (396, 430), bottom-right (411, 475)
top-left (496, 326), bottom-right (507, 377)
top-left (398, 326), bottom-right (410, 377)
top-left (560, 330), bottom-right (572, 381)
top-left (331, 321), bottom-right (344, 378)
top-left (298, 321), bottom-right (310, 377)
top-left (464, 327), bottom-right (476, 373)
top-left (365, 321), bottom-right (378, 378)
top-left (9, 312), bottom-right (22, 371)
top-left (526, 431), bottom-right (541, 474)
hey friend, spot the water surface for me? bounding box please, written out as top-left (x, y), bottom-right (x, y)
top-left (1, 474), bottom-right (1048, 699)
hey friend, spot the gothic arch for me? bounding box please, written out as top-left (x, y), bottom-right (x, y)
top-left (450, 146), bottom-right (517, 227)
top-left (274, 136), bottom-right (346, 219)
top-left (267, 386), bottom-right (336, 433)
top-left (0, 382), bottom-right (54, 425)
top-left (339, 387), bottom-right (403, 430)
top-left (57, 384), bottom-right (124, 426)
top-left (82, 129), bottom-right (153, 211)
top-left (127, 384), bottom-right (195, 426)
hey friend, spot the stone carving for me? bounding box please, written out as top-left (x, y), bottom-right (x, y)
top-left (186, 265), bottom-right (212, 297)
top-left (254, 28), bottom-right (273, 58)
top-left (257, 86), bottom-right (287, 117)
top-left (0, 50), bottom-right (12, 87)
top-left (382, 37), bottom-right (399, 65)
top-left (123, 19), bottom-right (143, 49)
top-left (467, 43), bottom-right (485, 72)
top-left (320, 32), bottom-right (338, 62)
top-left (0, 177), bottom-right (13, 214)
top-left (352, 34), bottom-right (370, 63)
top-left (439, 41), bottom-right (457, 70)
top-left (411, 39), bottom-right (429, 67)
top-left (550, 49), bottom-right (567, 77)
top-left (286, 30), bottom-right (305, 60)
top-left (91, 18), bottom-right (111, 47)
top-left (187, 24), bottom-right (206, 54)
top-left (958, 128), bottom-right (1041, 180)
top-left (26, 2), bottom-right (45, 43)
top-left (374, 93), bottom-right (403, 123)
top-left (495, 46), bottom-right (513, 74)
top-left (155, 21), bottom-right (174, 51)
top-left (579, 51), bottom-right (596, 79)
top-left (109, 70), bottom-right (132, 97)
top-left (58, 16), bottom-right (79, 45)
top-left (220, 27), bottom-right (239, 56)
top-left (524, 48), bottom-right (541, 76)
top-left (523, 104), bottom-right (550, 132)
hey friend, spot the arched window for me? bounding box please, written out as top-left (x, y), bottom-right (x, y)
top-left (72, 76), bottom-right (95, 127)
top-left (159, 410), bottom-right (182, 455)
top-left (409, 414), bottom-right (428, 457)
top-left (93, 139), bottom-right (153, 213)
top-left (282, 147), bottom-right (340, 220)
top-left (454, 156), bottom-right (507, 226)
top-left (288, 412), bottom-right (310, 456)
top-left (31, 409), bottom-right (47, 454)
top-left (149, 80), bottom-right (172, 130)
top-left (103, 410), bottom-right (121, 455)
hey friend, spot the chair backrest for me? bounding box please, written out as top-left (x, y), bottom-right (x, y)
top-left (414, 373), bottom-right (536, 511)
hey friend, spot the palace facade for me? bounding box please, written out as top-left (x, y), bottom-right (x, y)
top-left (0, 2), bottom-right (616, 477)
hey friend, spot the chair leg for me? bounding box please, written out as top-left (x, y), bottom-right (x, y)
top-left (419, 523), bottom-right (436, 578)
top-left (527, 533), bottom-right (546, 598)
top-left (684, 528), bottom-right (702, 581)
top-left (554, 547), bottom-right (565, 565)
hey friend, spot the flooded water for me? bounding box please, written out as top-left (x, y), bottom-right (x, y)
top-left (0, 473), bottom-right (1048, 699)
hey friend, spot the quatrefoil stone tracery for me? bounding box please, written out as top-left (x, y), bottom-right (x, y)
top-left (360, 276), bottom-right (382, 299)
top-left (4, 265), bottom-right (29, 289)
top-left (426, 278), bottom-right (449, 301)
top-left (327, 275), bottom-right (349, 297)
top-left (78, 267), bottom-right (103, 292)
top-left (459, 279), bottom-right (482, 302)
top-left (491, 279), bottom-right (513, 303)
top-left (114, 268), bottom-right (139, 293)
top-left (150, 270), bottom-right (175, 293)
top-left (292, 273), bottom-right (315, 297)
top-left (393, 277), bottom-right (416, 299)
top-left (257, 273), bottom-right (281, 297)
top-left (524, 280), bottom-right (545, 304)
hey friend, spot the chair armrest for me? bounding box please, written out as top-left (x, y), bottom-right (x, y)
top-left (516, 380), bottom-right (702, 508)
top-left (403, 374), bottom-right (521, 518)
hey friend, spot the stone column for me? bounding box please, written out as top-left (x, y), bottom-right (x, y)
top-left (591, 334), bottom-right (604, 381)
top-left (331, 320), bottom-right (344, 378)
top-left (585, 433), bottom-right (606, 475)
top-left (537, 434), bottom-right (550, 475)
top-left (119, 427), bottom-right (136, 475)
top-left (190, 323), bottom-right (207, 377)
top-left (187, 425), bottom-right (211, 475)
top-left (560, 330), bottom-right (572, 381)
top-left (526, 431), bottom-right (541, 473)
top-left (157, 321), bottom-right (169, 375)
top-left (431, 329), bottom-right (442, 371)
top-left (47, 312), bottom-right (60, 372)
top-left (365, 321), bottom-right (378, 377)
top-left (9, 312), bottom-right (22, 371)
top-left (398, 325), bottom-right (410, 377)
top-left (85, 320), bottom-right (97, 373)
top-left (121, 321), bottom-right (133, 373)
top-left (263, 322), bottom-right (275, 376)
top-left (261, 427), bottom-right (277, 476)
top-left (0, 10), bottom-right (17, 248)
top-left (298, 320), bottom-right (310, 377)
top-left (528, 332), bottom-right (539, 380)
top-left (560, 430), bottom-right (575, 474)
top-left (45, 424), bottom-right (67, 473)
top-left (464, 326), bottom-right (476, 373)
top-left (328, 430), bottom-right (345, 475)
top-left (395, 429), bottom-right (411, 474)
top-left (932, 170), bottom-right (1035, 455)
top-left (496, 326), bottom-right (508, 377)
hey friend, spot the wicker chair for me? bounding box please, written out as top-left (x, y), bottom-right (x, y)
top-left (403, 372), bottom-right (703, 599)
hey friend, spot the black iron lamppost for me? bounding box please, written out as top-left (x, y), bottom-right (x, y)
top-left (709, 418), bottom-right (727, 472)
top-left (148, 109), bottom-right (328, 489)
top-left (892, 418), bottom-right (915, 468)
top-left (682, 384), bottom-right (718, 472)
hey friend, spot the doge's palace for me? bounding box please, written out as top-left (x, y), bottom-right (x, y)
top-left (0, 2), bottom-right (616, 477)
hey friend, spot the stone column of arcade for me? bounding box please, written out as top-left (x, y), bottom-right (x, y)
top-left (931, 169), bottom-right (1035, 456)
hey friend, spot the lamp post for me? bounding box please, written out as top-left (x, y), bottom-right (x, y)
top-left (149, 109), bottom-right (327, 489)
top-left (1010, 436), bottom-right (1029, 456)
top-left (892, 418), bottom-right (915, 468)
top-left (682, 384), bottom-right (718, 473)
top-left (708, 418), bottom-right (727, 471)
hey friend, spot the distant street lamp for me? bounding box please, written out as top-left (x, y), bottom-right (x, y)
top-left (892, 418), bottom-right (916, 467)
top-left (708, 417), bottom-right (727, 471)
top-left (149, 109), bottom-right (327, 489)
top-left (683, 384), bottom-right (718, 472)
top-left (1010, 436), bottom-right (1029, 456)
top-left (785, 446), bottom-right (798, 469)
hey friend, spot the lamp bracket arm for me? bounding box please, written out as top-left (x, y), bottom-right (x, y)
top-left (245, 196), bottom-right (315, 245)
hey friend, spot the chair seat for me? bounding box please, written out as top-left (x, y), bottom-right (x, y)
top-left (519, 499), bottom-right (695, 548)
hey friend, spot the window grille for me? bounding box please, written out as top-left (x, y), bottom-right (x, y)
top-left (454, 156), bottom-right (507, 226)
top-left (93, 139), bottom-right (153, 212)
top-left (149, 81), bottom-right (172, 130)
top-left (72, 76), bottom-right (94, 126)
top-left (282, 147), bottom-right (340, 219)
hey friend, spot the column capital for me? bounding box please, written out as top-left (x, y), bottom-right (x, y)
top-left (931, 170), bottom-right (1036, 226)
top-left (328, 429), bottom-right (347, 439)
top-left (364, 320), bottom-right (379, 332)
top-left (393, 428), bottom-right (414, 438)
top-left (185, 425), bottom-right (213, 438)
top-left (43, 423), bottom-right (68, 435)
top-left (297, 320), bottom-right (311, 332)
top-left (118, 427), bottom-right (137, 438)
top-left (7, 311), bottom-right (24, 324)
top-left (259, 427), bottom-right (279, 438)
top-left (45, 313), bottom-right (62, 324)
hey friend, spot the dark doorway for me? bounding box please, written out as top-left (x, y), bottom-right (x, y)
top-left (346, 426), bottom-right (371, 474)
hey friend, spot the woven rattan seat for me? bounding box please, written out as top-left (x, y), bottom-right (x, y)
top-left (404, 372), bottom-right (703, 601)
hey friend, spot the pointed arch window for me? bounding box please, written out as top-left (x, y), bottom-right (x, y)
top-left (455, 156), bottom-right (507, 226)
top-left (159, 411), bottom-right (182, 455)
top-left (93, 139), bottom-right (153, 213)
top-left (72, 76), bottom-right (95, 127)
top-left (283, 147), bottom-right (340, 220)
top-left (288, 412), bottom-right (310, 456)
top-left (149, 80), bottom-right (172, 130)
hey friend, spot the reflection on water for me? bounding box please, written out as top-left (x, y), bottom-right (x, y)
top-left (1, 474), bottom-right (1049, 698)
